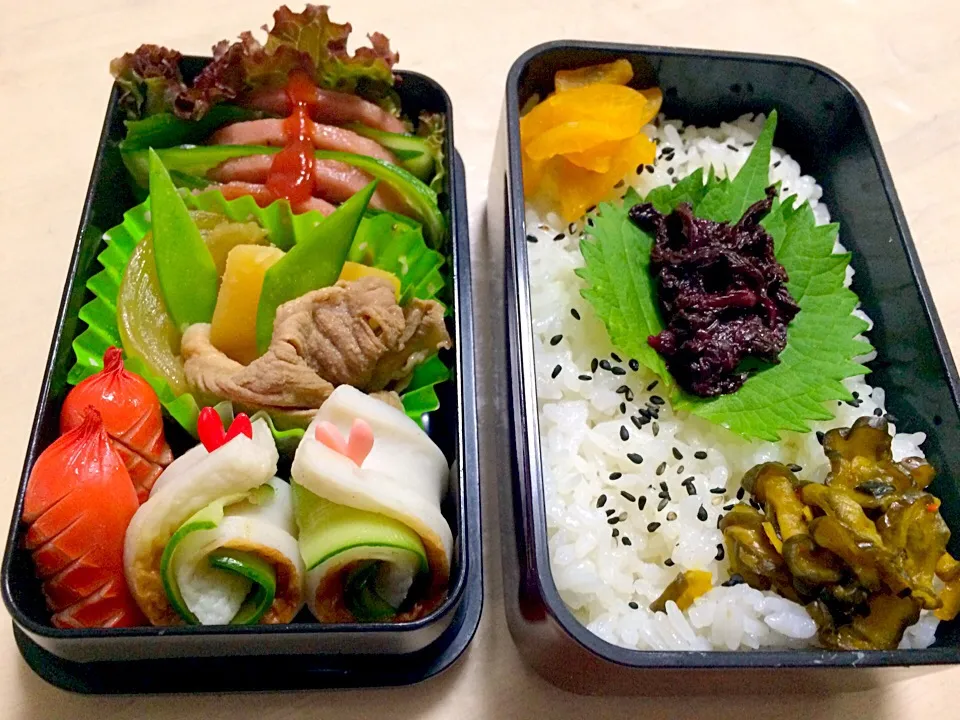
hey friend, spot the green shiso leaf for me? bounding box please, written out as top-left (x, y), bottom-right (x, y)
top-left (577, 111), bottom-right (873, 441)
top-left (67, 189), bottom-right (450, 439)
top-left (696, 111), bottom-right (778, 223)
top-left (575, 198), bottom-right (671, 387)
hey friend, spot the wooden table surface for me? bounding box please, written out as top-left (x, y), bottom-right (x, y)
top-left (2, 0), bottom-right (959, 717)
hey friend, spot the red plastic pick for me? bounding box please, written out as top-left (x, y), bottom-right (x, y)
top-left (197, 407), bottom-right (253, 452)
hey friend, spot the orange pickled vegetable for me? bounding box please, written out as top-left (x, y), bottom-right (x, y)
top-left (519, 63), bottom-right (662, 222)
top-left (555, 59), bottom-right (635, 92)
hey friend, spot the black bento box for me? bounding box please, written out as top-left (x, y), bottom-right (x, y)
top-left (1, 59), bottom-right (482, 693)
top-left (488, 41), bottom-right (960, 695)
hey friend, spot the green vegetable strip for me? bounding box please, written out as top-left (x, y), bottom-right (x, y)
top-left (121, 144), bottom-right (445, 247)
top-left (147, 149), bottom-right (219, 328)
top-left (256, 181), bottom-right (377, 354)
top-left (208, 550), bottom-right (277, 626)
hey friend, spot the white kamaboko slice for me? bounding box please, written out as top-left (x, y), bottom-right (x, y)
top-left (124, 419), bottom-right (281, 624)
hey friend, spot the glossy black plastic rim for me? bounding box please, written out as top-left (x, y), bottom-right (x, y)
top-left (505, 40), bottom-right (960, 669)
top-left (2, 68), bottom-right (480, 644)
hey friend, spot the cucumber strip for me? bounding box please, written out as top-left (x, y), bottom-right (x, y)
top-left (344, 122), bottom-right (435, 182)
top-left (160, 486), bottom-right (275, 625)
top-left (122, 145), bottom-right (445, 247)
top-left (344, 561), bottom-right (399, 621)
top-left (208, 549), bottom-right (277, 625)
top-left (293, 481), bottom-right (428, 573)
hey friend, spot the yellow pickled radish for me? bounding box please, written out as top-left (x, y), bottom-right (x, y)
top-left (555, 59), bottom-right (635, 92)
top-left (338, 261), bottom-right (401, 298)
top-left (209, 245), bottom-right (285, 365)
top-left (520, 84), bottom-right (657, 143)
top-left (526, 120), bottom-right (637, 161)
top-left (564, 139), bottom-right (626, 173)
top-left (553, 133), bottom-right (656, 222)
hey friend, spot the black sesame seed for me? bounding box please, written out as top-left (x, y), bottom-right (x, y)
top-left (660, 481), bottom-right (668, 492)
top-left (622, 537), bottom-right (632, 546)
top-left (726, 144), bottom-right (738, 152)
top-left (551, 365), bottom-right (562, 379)
top-left (646, 164), bottom-right (655, 173)
top-left (650, 396), bottom-right (665, 406)
top-left (615, 384), bottom-right (629, 395)
top-left (636, 164), bottom-right (645, 174)
top-left (606, 508), bottom-right (615, 517)
top-left (647, 522), bottom-right (661, 532)
top-left (612, 528), bottom-right (620, 537)
top-left (666, 511), bottom-right (677, 521)
top-left (621, 491), bottom-right (636, 502)
top-left (656, 462), bottom-right (667, 476)
top-left (597, 494), bottom-right (607, 508)
top-left (612, 366), bottom-right (627, 376)
top-left (658, 490), bottom-right (670, 500)
top-left (587, 218), bottom-right (595, 227)
top-left (694, 451), bottom-right (708, 460)
top-left (637, 407), bottom-right (652, 420)
top-left (609, 472), bottom-right (622, 480)
top-left (773, 160), bottom-right (781, 168)
top-left (591, 357), bottom-right (599, 373)
top-left (665, 558), bottom-right (675, 567)
top-left (652, 422), bottom-right (660, 437)
top-left (788, 464), bottom-right (802, 473)
top-left (744, 141), bottom-right (755, 147)
top-left (600, 359), bottom-right (612, 371)
top-left (629, 601), bottom-right (639, 609)
top-left (715, 544), bottom-right (725, 561)
top-left (750, 498), bottom-right (762, 511)
top-left (526, 234), bottom-right (538, 243)
top-left (638, 496), bottom-right (647, 510)
top-left (631, 415), bottom-right (644, 431)
top-left (627, 453), bottom-right (643, 465)
top-left (874, 407), bottom-right (883, 417)
top-left (578, 374), bottom-right (592, 381)
top-left (646, 380), bottom-right (659, 391)
top-left (667, 167), bottom-right (675, 176)
top-left (723, 503), bottom-right (735, 511)
top-left (676, 465), bottom-right (685, 475)
top-left (553, 233), bottom-right (565, 242)
top-left (657, 498), bottom-right (669, 512)
top-left (629, 359), bottom-right (640, 371)
top-left (549, 334), bottom-right (563, 346)
top-left (614, 180), bottom-right (625, 189)
top-left (686, 484), bottom-right (697, 496)
top-left (620, 426), bottom-right (629, 441)
top-left (697, 506), bottom-right (708, 522)
top-left (625, 387), bottom-right (635, 402)
top-left (736, 488), bottom-right (745, 500)
top-left (620, 402), bottom-right (627, 414)
top-left (607, 516), bottom-right (619, 525)
top-left (570, 308), bottom-right (581, 320)
top-left (722, 574), bottom-right (744, 587)
top-left (710, 487), bottom-right (725, 494)
top-left (611, 352), bottom-right (622, 363)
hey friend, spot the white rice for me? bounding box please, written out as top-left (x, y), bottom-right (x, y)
top-left (525, 113), bottom-right (937, 651)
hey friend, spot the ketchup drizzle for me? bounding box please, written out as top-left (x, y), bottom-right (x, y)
top-left (265, 71), bottom-right (318, 211)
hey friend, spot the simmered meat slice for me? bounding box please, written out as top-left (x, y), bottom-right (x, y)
top-left (181, 277), bottom-right (450, 425)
